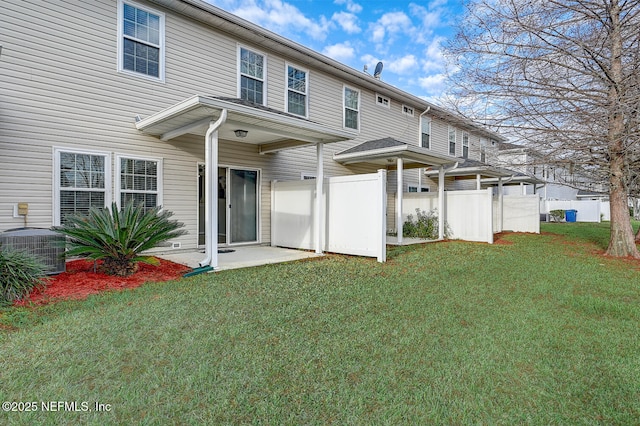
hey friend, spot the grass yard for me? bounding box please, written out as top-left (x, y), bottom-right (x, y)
top-left (1, 222), bottom-right (640, 424)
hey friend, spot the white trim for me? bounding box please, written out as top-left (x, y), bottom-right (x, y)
top-left (237, 44), bottom-right (267, 106)
top-left (53, 147), bottom-right (112, 226)
top-left (375, 93), bottom-right (390, 109)
top-left (343, 85), bottom-right (360, 132)
top-left (117, 0), bottom-right (165, 82)
top-left (285, 62), bottom-right (309, 118)
top-left (115, 153), bottom-right (163, 209)
top-left (402, 104), bottom-right (414, 117)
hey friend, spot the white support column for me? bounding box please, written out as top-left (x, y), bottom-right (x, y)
top-left (396, 157), bottom-right (404, 244)
top-left (498, 177), bottom-right (504, 233)
top-left (476, 173), bottom-right (481, 190)
top-left (438, 165), bottom-right (445, 240)
top-left (520, 182), bottom-right (525, 195)
top-left (315, 142), bottom-right (324, 254)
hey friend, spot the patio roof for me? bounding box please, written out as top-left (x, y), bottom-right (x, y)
top-left (425, 158), bottom-right (514, 179)
top-left (481, 173), bottom-right (545, 186)
top-left (135, 95), bottom-right (354, 153)
top-left (332, 137), bottom-right (461, 168)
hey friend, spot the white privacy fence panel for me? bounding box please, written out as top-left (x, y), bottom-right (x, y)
top-left (544, 200), bottom-right (603, 222)
top-left (325, 173), bottom-right (387, 260)
top-left (271, 171), bottom-right (387, 262)
top-left (271, 179), bottom-right (316, 250)
top-left (495, 195), bottom-right (540, 233)
top-left (446, 189), bottom-right (494, 243)
top-left (601, 202), bottom-right (611, 221)
top-left (401, 190), bottom-right (493, 243)
top-left (402, 193), bottom-right (438, 224)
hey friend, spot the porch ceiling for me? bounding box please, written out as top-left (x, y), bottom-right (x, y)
top-left (333, 137), bottom-right (461, 168)
top-left (135, 95), bottom-right (354, 152)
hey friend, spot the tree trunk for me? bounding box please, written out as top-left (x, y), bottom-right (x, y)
top-left (604, 1), bottom-right (638, 258)
top-left (607, 164), bottom-right (638, 256)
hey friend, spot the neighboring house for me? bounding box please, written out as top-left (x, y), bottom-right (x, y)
top-left (0, 0), bottom-right (503, 266)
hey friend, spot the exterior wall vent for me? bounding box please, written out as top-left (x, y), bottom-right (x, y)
top-left (0, 228), bottom-right (66, 275)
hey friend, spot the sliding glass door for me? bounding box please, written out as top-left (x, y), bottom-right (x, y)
top-left (198, 165), bottom-right (259, 246)
top-left (230, 169), bottom-right (258, 243)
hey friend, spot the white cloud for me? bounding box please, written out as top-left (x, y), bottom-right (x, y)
top-left (334, 0), bottom-right (363, 14)
top-left (323, 42), bottom-right (356, 62)
top-left (421, 36), bottom-right (446, 73)
top-left (387, 54), bottom-right (418, 74)
top-left (332, 12), bottom-right (361, 34)
top-left (220, 0), bottom-right (331, 41)
top-left (370, 11), bottom-right (413, 43)
top-left (418, 73), bottom-right (447, 94)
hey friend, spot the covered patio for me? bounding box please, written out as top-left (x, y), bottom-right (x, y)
top-left (135, 95), bottom-right (353, 271)
top-left (333, 137), bottom-right (461, 244)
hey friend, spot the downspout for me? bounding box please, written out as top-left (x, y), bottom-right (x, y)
top-left (200, 109), bottom-right (227, 268)
top-left (438, 162), bottom-right (459, 240)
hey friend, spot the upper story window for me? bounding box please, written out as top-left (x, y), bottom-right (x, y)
top-left (287, 64), bottom-right (308, 117)
top-left (448, 126), bottom-right (456, 156)
top-left (462, 132), bottom-right (469, 158)
top-left (239, 47), bottom-right (266, 105)
top-left (376, 93), bottom-right (390, 108)
top-left (480, 138), bottom-right (487, 162)
top-left (344, 86), bottom-right (360, 130)
top-left (118, 0), bottom-right (165, 81)
top-left (402, 105), bottom-right (414, 117)
top-left (421, 117), bottom-right (431, 149)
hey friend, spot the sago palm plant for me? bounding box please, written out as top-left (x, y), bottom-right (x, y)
top-left (56, 202), bottom-right (186, 276)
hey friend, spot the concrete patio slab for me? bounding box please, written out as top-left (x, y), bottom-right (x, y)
top-left (157, 245), bottom-right (322, 272)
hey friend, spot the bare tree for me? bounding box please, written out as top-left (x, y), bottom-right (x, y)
top-left (444, 0), bottom-right (640, 257)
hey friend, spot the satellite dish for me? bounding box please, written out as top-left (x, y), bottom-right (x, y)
top-left (373, 61), bottom-right (383, 79)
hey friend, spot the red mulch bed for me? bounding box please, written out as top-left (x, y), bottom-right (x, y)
top-left (15, 258), bottom-right (191, 306)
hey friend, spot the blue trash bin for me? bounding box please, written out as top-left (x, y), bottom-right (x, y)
top-left (565, 209), bottom-right (577, 222)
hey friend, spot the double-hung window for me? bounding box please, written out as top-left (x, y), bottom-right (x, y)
top-left (462, 132), bottom-right (469, 158)
top-left (287, 64), bottom-right (308, 117)
top-left (118, 0), bottom-right (164, 80)
top-left (448, 126), bottom-right (456, 156)
top-left (239, 47), bottom-right (265, 105)
top-left (344, 86), bottom-right (360, 130)
top-left (55, 149), bottom-right (111, 225)
top-left (421, 117), bottom-right (431, 149)
top-left (118, 156), bottom-right (162, 210)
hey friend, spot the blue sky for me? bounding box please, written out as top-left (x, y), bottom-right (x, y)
top-left (205, 0), bottom-right (465, 102)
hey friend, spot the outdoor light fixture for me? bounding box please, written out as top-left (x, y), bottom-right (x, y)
top-left (234, 129), bottom-right (248, 138)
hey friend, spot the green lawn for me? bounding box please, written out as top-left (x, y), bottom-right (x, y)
top-left (1, 222), bottom-right (639, 424)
